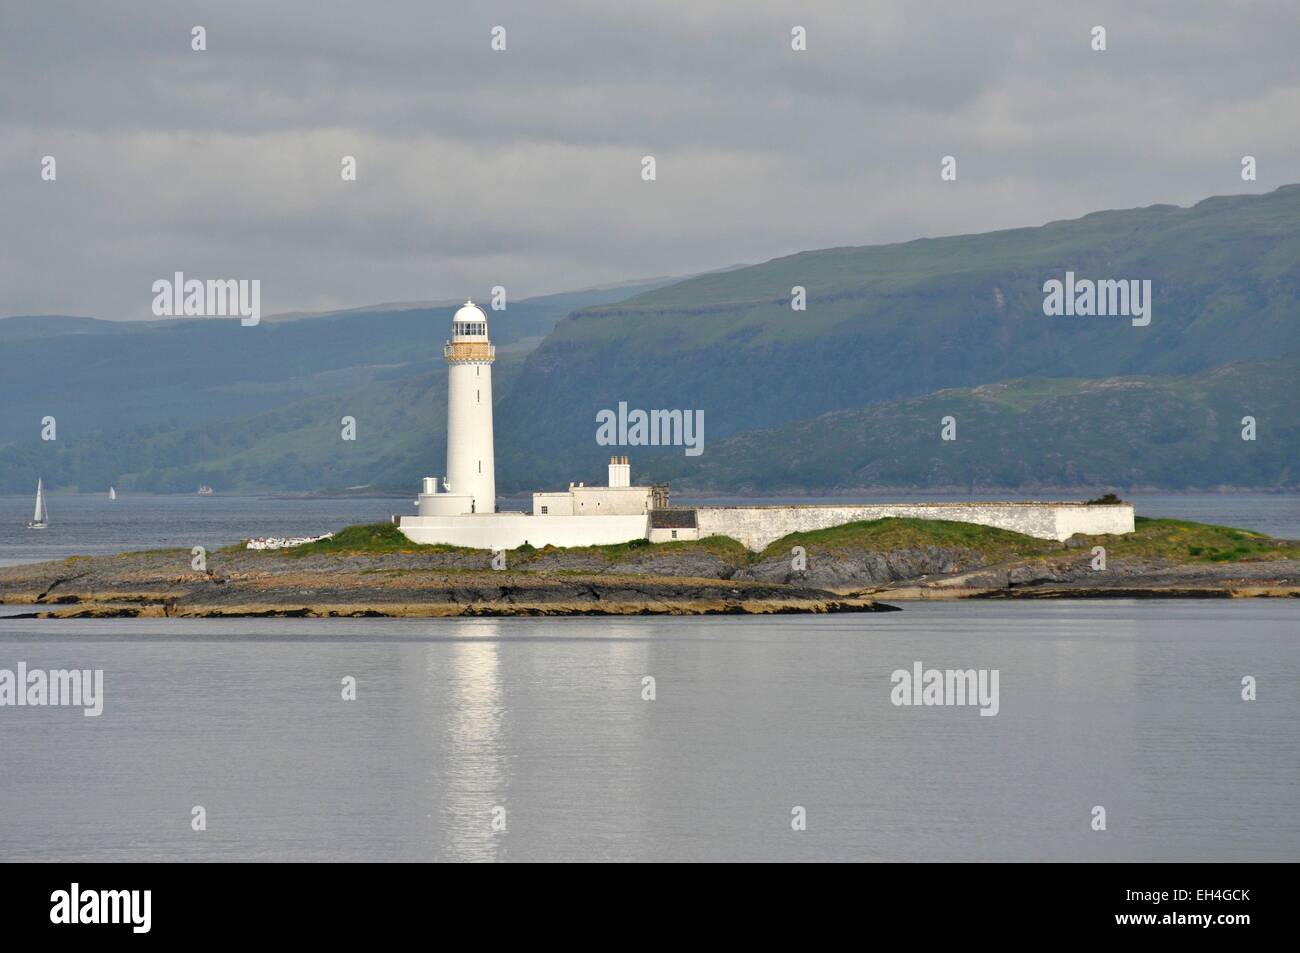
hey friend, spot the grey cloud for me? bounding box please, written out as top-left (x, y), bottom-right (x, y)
top-left (1, 0), bottom-right (1297, 320)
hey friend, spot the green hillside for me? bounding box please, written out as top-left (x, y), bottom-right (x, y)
top-left (6, 353), bottom-right (1290, 495)
top-left (495, 186), bottom-right (1300, 487)
top-left (639, 359), bottom-right (1298, 492)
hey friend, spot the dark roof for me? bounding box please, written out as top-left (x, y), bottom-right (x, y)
top-left (650, 508), bottom-right (697, 529)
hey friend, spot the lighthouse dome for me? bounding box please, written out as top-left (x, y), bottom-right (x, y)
top-left (451, 299), bottom-right (489, 340)
top-left (454, 299), bottom-right (486, 324)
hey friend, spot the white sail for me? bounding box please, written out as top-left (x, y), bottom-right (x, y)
top-left (34, 479), bottom-right (47, 523)
top-left (109, 486), bottom-right (117, 500)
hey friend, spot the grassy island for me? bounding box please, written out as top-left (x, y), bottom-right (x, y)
top-left (1, 517), bottom-right (1295, 619)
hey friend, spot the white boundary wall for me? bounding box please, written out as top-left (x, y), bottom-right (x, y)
top-left (400, 513), bottom-right (648, 549)
top-left (694, 503), bottom-right (1134, 552)
top-left (399, 503), bottom-right (1134, 552)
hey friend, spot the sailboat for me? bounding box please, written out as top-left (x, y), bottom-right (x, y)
top-left (26, 478), bottom-right (49, 529)
top-left (109, 486), bottom-right (117, 501)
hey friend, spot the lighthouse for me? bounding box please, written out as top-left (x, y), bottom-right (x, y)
top-left (441, 299), bottom-right (496, 514)
top-left (404, 299), bottom-right (660, 547)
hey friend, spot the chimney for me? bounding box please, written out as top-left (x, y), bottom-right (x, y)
top-left (609, 455), bottom-right (631, 488)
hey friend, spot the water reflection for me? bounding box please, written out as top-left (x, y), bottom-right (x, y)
top-left (436, 622), bottom-right (507, 861)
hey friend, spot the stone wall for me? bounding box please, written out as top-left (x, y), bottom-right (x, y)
top-left (694, 502), bottom-right (1135, 552)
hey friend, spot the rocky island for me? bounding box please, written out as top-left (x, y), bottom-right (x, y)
top-left (1, 516), bottom-right (1296, 619)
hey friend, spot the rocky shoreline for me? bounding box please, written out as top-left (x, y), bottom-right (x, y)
top-left (799, 550), bottom-right (1300, 601)
top-left (1, 524), bottom-right (1296, 619)
top-left (0, 548), bottom-right (894, 619)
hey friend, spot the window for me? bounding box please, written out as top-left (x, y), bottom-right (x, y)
top-left (478, 460), bottom-right (482, 473)
top-left (541, 505), bottom-right (548, 514)
top-left (671, 530), bottom-right (678, 539)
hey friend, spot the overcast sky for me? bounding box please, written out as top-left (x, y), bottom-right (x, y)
top-left (2, 0), bottom-right (1298, 320)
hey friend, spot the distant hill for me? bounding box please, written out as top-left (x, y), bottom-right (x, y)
top-left (0, 369), bottom-right (450, 495)
top-left (0, 277), bottom-right (676, 468)
top-left (494, 185), bottom-right (1300, 487)
top-left (635, 358), bottom-right (1299, 493)
top-left (0, 315), bottom-right (139, 343)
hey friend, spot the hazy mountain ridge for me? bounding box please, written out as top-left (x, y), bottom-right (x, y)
top-left (2, 188), bottom-right (1297, 494)
top-left (0, 278), bottom-right (674, 459)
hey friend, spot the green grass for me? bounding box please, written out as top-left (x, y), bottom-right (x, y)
top-left (278, 523), bottom-right (472, 557)
top-left (760, 515), bottom-right (1298, 566)
top-left (257, 522), bottom-right (752, 563)
top-left (760, 517), bottom-right (1061, 560)
top-left (1089, 517), bottom-right (1298, 563)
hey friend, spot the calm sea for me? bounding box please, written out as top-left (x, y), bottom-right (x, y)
top-left (0, 603), bottom-right (1296, 862)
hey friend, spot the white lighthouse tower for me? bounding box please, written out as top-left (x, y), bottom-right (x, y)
top-left (402, 298), bottom-right (656, 548)
top-left (415, 299), bottom-right (496, 517)
top-left (444, 299), bottom-right (495, 514)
